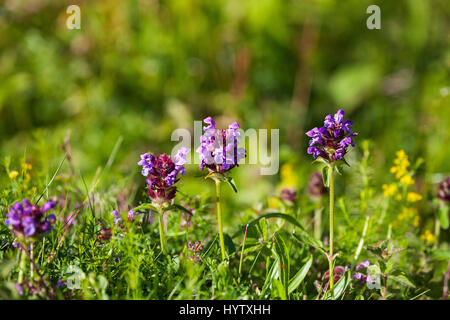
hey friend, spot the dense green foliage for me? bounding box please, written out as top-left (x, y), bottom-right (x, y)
top-left (0, 0), bottom-right (449, 300)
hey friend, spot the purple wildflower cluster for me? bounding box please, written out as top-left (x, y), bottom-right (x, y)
top-left (306, 109), bottom-right (357, 162)
top-left (353, 260), bottom-right (378, 285)
top-left (196, 117), bottom-right (246, 174)
top-left (188, 240), bottom-right (204, 262)
top-left (138, 148), bottom-right (189, 204)
top-left (111, 210), bottom-right (122, 225)
top-left (437, 177), bottom-right (450, 202)
top-left (5, 199), bottom-right (56, 239)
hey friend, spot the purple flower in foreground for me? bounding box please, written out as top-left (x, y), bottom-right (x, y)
top-left (137, 148), bottom-right (189, 204)
top-left (111, 210), bottom-right (122, 225)
top-left (4, 199), bottom-right (57, 240)
top-left (306, 109), bottom-right (357, 162)
top-left (196, 117), bottom-right (246, 174)
top-left (437, 177), bottom-right (450, 202)
top-left (356, 260), bottom-right (370, 270)
top-left (127, 209), bottom-right (137, 221)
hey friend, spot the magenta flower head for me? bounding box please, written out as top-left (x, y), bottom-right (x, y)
top-left (4, 199), bottom-right (56, 241)
top-left (306, 109), bottom-right (357, 163)
top-left (437, 177), bottom-right (450, 203)
top-left (137, 147), bottom-right (189, 205)
top-left (280, 188), bottom-right (297, 203)
top-left (196, 117), bottom-right (246, 176)
top-left (308, 172), bottom-right (327, 198)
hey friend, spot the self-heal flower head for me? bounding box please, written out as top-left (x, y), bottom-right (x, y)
top-left (306, 109), bottom-right (357, 162)
top-left (280, 188), bottom-right (297, 202)
top-left (308, 172), bottom-right (327, 198)
top-left (196, 117), bottom-right (246, 174)
top-left (437, 177), bottom-right (450, 203)
top-left (4, 199), bottom-right (57, 240)
top-left (137, 148), bottom-right (189, 204)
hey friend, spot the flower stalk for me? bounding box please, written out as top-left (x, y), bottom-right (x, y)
top-left (158, 206), bottom-right (166, 255)
top-left (328, 163), bottom-right (335, 295)
top-left (18, 247), bottom-right (27, 285)
top-left (215, 180), bottom-right (226, 261)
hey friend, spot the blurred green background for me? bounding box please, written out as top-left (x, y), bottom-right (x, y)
top-left (0, 0), bottom-right (449, 207)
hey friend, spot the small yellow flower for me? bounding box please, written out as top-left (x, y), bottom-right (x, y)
top-left (407, 192), bottom-right (422, 202)
top-left (9, 171), bottom-right (19, 179)
top-left (382, 183), bottom-right (397, 197)
top-left (413, 215), bottom-right (420, 227)
top-left (280, 163), bottom-right (298, 188)
top-left (390, 150), bottom-right (413, 182)
top-left (24, 163), bottom-right (32, 171)
top-left (268, 197), bottom-right (281, 209)
top-left (396, 194), bottom-right (402, 200)
top-left (398, 207), bottom-right (416, 221)
top-left (400, 174), bottom-right (414, 185)
top-left (420, 230), bottom-right (437, 244)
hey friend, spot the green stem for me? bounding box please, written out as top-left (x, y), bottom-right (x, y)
top-left (238, 224), bottom-right (249, 282)
top-left (30, 242), bottom-right (34, 279)
top-left (215, 180), bottom-right (226, 261)
top-left (18, 247), bottom-right (27, 285)
top-left (314, 205), bottom-right (322, 240)
top-left (329, 164), bottom-right (335, 296)
top-left (158, 206), bottom-right (166, 255)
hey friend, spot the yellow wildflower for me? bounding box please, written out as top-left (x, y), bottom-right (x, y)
top-left (9, 171), bottom-right (19, 179)
top-left (382, 183), bottom-right (397, 197)
top-left (280, 163), bottom-right (298, 188)
top-left (398, 207), bottom-right (416, 221)
top-left (407, 192), bottom-right (422, 202)
top-left (400, 174), bottom-right (414, 185)
top-left (413, 215), bottom-right (420, 227)
top-left (268, 197), bottom-right (281, 209)
top-left (420, 230), bottom-right (437, 244)
top-left (24, 163), bottom-right (32, 171)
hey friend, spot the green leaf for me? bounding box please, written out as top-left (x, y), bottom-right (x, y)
top-left (390, 274), bottom-right (415, 288)
top-left (288, 255), bottom-right (313, 295)
top-left (292, 231), bottom-right (326, 254)
top-left (272, 278), bottom-right (287, 300)
top-left (261, 260), bottom-right (279, 297)
top-left (232, 213), bottom-right (305, 238)
top-left (331, 271), bottom-right (351, 299)
top-left (226, 176), bottom-right (238, 193)
top-left (272, 233), bottom-right (289, 299)
top-left (438, 205), bottom-right (449, 229)
top-left (224, 233), bottom-right (236, 255)
top-left (168, 204), bottom-right (194, 216)
top-left (430, 249), bottom-right (450, 261)
top-left (133, 203), bottom-right (158, 212)
top-left (322, 166), bottom-right (330, 187)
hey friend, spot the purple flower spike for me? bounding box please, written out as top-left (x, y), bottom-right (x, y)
top-left (196, 117), bottom-right (246, 174)
top-left (305, 109), bottom-right (358, 162)
top-left (137, 148), bottom-right (189, 204)
top-left (4, 199), bottom-right (57, 240)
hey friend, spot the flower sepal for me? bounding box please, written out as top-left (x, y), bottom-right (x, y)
top-left (205, 171), bottom-right (226, 183)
